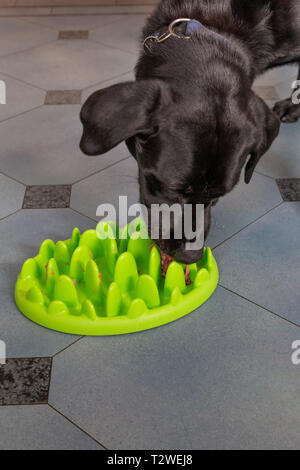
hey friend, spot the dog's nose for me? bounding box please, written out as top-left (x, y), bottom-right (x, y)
top-left (80, 133), bottom-right (99, 156)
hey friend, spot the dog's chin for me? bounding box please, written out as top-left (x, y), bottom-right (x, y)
top-left (174, 248), bottom-right (204, 265)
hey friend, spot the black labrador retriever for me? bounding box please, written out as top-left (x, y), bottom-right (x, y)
top-left (80, 0), bottom-right (300, 264)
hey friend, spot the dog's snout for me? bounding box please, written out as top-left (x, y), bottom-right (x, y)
top-left (79, 97), bottom-right (102, 156)
top-left (175, 247), bottom-right (204, 265)
top-left (80, 132), bottom-right (99, 156)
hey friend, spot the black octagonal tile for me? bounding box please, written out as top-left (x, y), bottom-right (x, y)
top-left (0, 358), bottom-right (52, 406)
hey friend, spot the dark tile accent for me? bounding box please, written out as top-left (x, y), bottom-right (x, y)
top-left (0, 358), bottom-right (52, 406)
top-left (23, 185), bottom-right (72, 209)
top-left (276, 179), bottom-right (300, 201)
top-left (253, 86), bottom-right (280, 101)
top-left (45, 90), bottom-right (82, 105)
top-left (58, 30), bottom-right (89, 40)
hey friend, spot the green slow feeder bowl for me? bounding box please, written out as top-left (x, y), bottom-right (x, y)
top-left (15, 219), bottom-right (219, 335)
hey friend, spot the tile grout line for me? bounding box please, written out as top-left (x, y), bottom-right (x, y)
top-left (219, 284), bottom-right (300, 328)
top-left (89, 16), bottom-right (133, 33)
top-left (212, 201), bottom-right (284, 251)
top-left (69, 207), bottom-right (98, 223)
top-left (0, 36), bottom-right (59, 61)
top-left (52, 335), bottom-right (85, 358)
top-left (0, 44), bottom-right (136, 97)
top-left (47, 403), bottom-right (109, 450)
top-left (87, 36), bottom-right (140, 57)
top-left (0, 69), bottom-right (48, 91)
top-left (254, 169), bottom-right (277, 181)
top-left (0, 104), bottom-right (45, 125)
top-left (0, 170), bottom-right (26, 187)
top-left (14, 16), bottom-right (60, 33)
top-left (0, 208), bottom-right (22, 223)
top-left (71, 155), bottom-right (131, 185)
top-left (5, 14), bottom-right (51, 29)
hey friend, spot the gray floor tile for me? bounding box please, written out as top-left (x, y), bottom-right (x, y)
top-left (70, 157), bottom-right (139, 222)
top-left (0, 209), bottom-right (95, 358)
top-left (23, 185), bottom-right (72, 209)
top-left (0, 73), bottom-right (45, 122)
top-left (0, 40), bottom-right (136, 91)
top-left (254, 64), bottom-right (298, 87)
top-left (0, 173), bottom-right (25, 219)
top-left (22, 14), bottom-right (124, 31)
top-left (45, 90), bottom-right (82, 105)
top-left (207, 172), bottom-right (282, 248)
top-left (0, 405), bottom-right (102, 450)
top-left (0, 357), bottom-right (51, 406)
top-left (214, 202), bottom-right (300, 325)
top-left (0, 105), bottom-right (129, 185)
top-left (253, 85), bottom-right (280, 101)
top-left (265, 99), bottom-right (277, 109)
top-left (257, 121), bottom-right (300, 179)
top-left (58, 30), bottom-right (89, 40)
top-left (90, 14), bottom-right (147, 55)
top-left (49, 287), bottom-right (300, 450)
top-left (276, 76), bottom-right (298, 101)
top-left (0, 17), bottom-right (57, 57)
top-left (276, 179), bottom-right (300, 201)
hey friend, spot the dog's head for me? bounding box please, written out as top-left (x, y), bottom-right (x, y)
top-left (80, 65), bottom-right (279, 263)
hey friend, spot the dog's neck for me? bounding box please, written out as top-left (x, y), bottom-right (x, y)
top-left (142, 1), bottom-right (276, 79)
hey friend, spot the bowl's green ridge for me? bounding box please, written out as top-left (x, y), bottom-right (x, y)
top-left (15, 219), bottom-right (219, 335)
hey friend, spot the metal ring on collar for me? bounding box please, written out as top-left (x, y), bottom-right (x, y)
top-left (143, 18), bottom-right (192, 52)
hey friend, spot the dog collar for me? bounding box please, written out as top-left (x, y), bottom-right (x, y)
top-left (143, 18), bottom-right (228, 52)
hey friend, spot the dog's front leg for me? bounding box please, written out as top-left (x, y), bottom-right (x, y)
top-left (273, 63), bottom-right (300, 123)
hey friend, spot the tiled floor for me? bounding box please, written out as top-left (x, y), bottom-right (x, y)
top-left (0, 9), bottom-right (299, 451)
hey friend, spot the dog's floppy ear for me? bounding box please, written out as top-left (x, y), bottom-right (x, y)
top-left (80, 80), bottom-right (168, 156)
top-left (245, 93), bottom-right (280, 184)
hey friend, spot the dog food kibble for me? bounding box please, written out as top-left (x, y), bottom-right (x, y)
top-left (184, 266), bottom-right (191, 285)
top-left (161, 252), bottom-right (175, 278)
top-left (150, 245), bottom-right (192, 285)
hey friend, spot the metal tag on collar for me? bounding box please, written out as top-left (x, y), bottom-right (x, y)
top-left (144, 18), bottom-right (192, 52)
